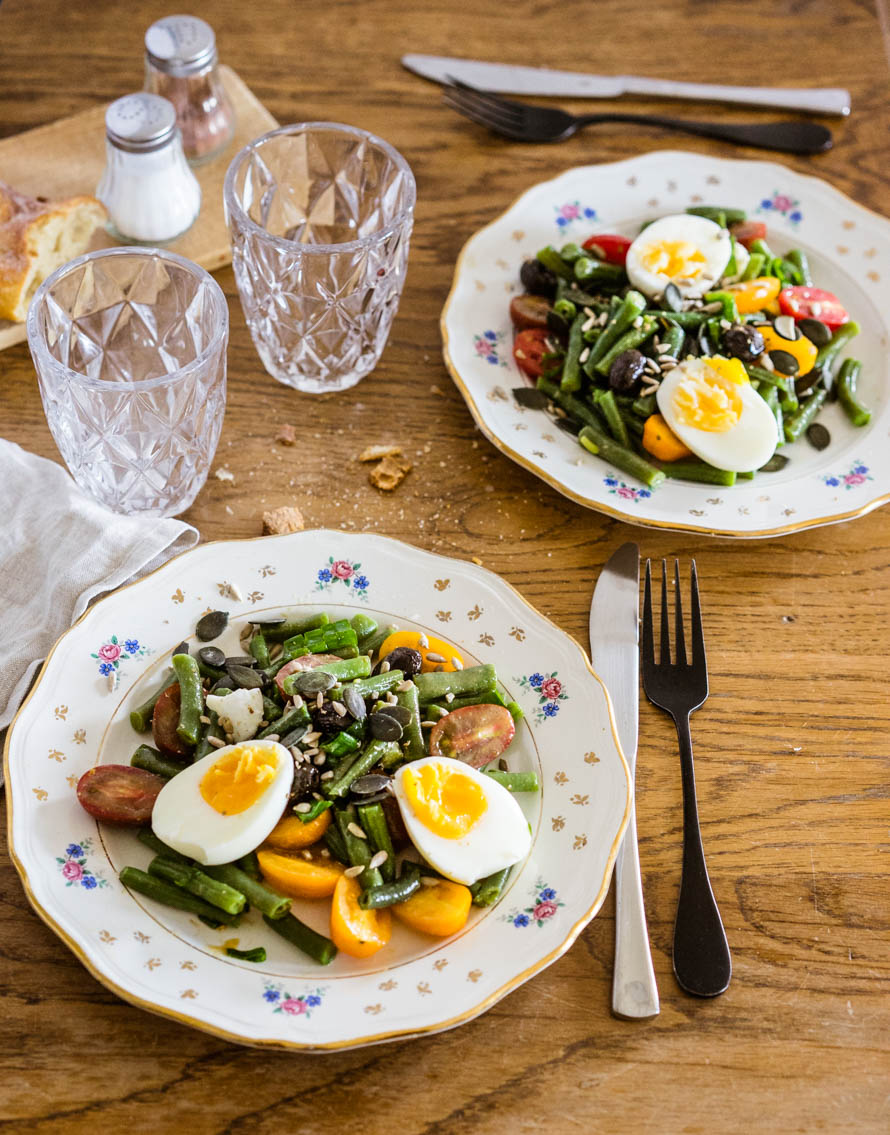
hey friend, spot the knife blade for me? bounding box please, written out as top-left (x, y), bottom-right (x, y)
top-left (402, 54), bottom-right (851, 117)
top-left (590, 542), bottom-right (659, 1019)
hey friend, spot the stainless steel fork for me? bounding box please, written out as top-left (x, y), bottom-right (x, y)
top-left (641, 559), bottom-right (731, 997)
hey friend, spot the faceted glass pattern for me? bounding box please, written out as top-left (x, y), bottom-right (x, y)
top-left (224, 123), bottom-right (416, 393)
top-left (27, 248), bottom-right (228, 516)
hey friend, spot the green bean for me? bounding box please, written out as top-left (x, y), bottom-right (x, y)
top-left (658, 323), bottom-right (685, 358)
top-left (348, 612), bottom-right (376, 643)
top-left (737, 470), bottom-right (756, 480)
top-left (324, 740), bottom-right (399, 799)
top-left (358, 865), bottom-right (421, 910)
top-left (334, 806), bottom-right (383, 889)
top-left (357, 801), bottom-right (396, 882)
top-left (226, 945), bottom-right (266, 963)
top-left (744, 364), bottom-right (791, 393)
top-left (573, 256), bottom-right (624, 284)
top-left (414, 664), bottom-right (497, 704)
top-left (258, 702), bottom-right (311, 740)
top-left (536, 245), bottom-right (575, 280)
top-left (560, 314), bottom-right (585, 393)
top-left (553, 297), bottom-right (577, 322)
top-left (471, 867), bottom-right (512, 908)
top-left (646, 309), bottom-right (707, 329)
top-left (129, 670), bottom-right (173, 732)
top-left (237, 850), bottom-right (261, 879)
top-left (578, 426), bottom-right (665, 489)
top-left (246, 632), bottom-right (270, 670)
top-left (430, 689), bottom-right (511, 715)
top-left (536, 377), bottom-right (606, 433)
top-left (280, 655), bottom-right (371, 697)
top-left (484, 770), bottom-right (540, 792)
top-left (262, 912), bottom-right (337, 965)
top-left (585, 290), bottom-right (647, 369)
top-left (131, 744), bottom-right (185, 780)
top-left (748, 238), bottom-right (774, 262)
top-left (740, 252), bottom-right (765, 281)
top-left (197, 658), bottom-right (227, 683)
top-left (687, 204), bottom-right (746, 225)
top-left (396, 683), bottom-right (425, 759)
top-left (592, 389), bottom-right (629, 447)
top-left (594, 318), bottom-right (656, 376)
top-left (204, 863), bottom-right (291, 919)
top-left (836, 359), bottom-right (870, 426)
top-left (784, 388), bottom-right (828, 443)
top-left (662, 460), bottom-right (737, 486)
top-left (262, 696), bottom-right (282, 723)
top-left (632, 392), bottom-right (658, 419)
top-left (559, 241), bottom-right (584, 263)
top-left (323, 822), bottom-right (349, 864)
top-left (171, 653), bottom-right (203, 746)
top-left (260, 613), bottom-right (329, 642)
top-left (321, 730), bottom-right (362, 758)
top-left (761, 384), bottom-right (779, 412)
top-left (816, 321), bottom-right (861, 373)
top-left (779, 380), bottom-right (799, 415)
top-left (359, 623), bottom-right (398, 656)
top-left (149, 856), bottom-right (246, 915)
top-left (137, 827), bottom-right (190, 864)
top-left (787, 249), bottom-right (813, 286)
top-left (331, 670), bottom-right (405, 702)
top-left (120, 867), bottom-right (238, 922)
top-left (704, 291), bottom-right (739, 323)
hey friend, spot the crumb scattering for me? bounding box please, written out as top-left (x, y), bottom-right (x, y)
top-left (370, 452), bottom-right (412, 492)
top-left (359, 444), bottom-right (404, 462)
top-left (262, 505), bottom-right (305, 535)
top-left (275, 424), bottom-right (297, 446)
top-left (214, 467), bottom-right (235, 483)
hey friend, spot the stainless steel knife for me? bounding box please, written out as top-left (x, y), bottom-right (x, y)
top-left (402, 54), bottom-right (851, 117)
top-left (590, 542), bottom-right (659, 1020)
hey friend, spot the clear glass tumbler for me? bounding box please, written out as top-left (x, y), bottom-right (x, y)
top-left (27, 247), bottom-right (228, 516)
top-left (224, 122), bottom-right (416, 393)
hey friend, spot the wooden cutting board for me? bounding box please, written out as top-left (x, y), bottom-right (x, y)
top-left (0, 66), bottom-right (278, 351)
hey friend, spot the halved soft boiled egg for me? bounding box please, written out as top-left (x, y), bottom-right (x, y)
top-left (626, 214), bottom-right (747, 299)
top-left (656, 356), bottom-right (778, 473)
top-left (151, 739), bottom-right (293, 865)
top-left (393, 756), bottom-right (532, 886)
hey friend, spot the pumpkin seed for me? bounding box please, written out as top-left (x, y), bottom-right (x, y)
top-left (556, 416), bottom-right (581, 437)
top-left (226, 663), bottom-right (264, 689)
top-left (773, 315), bottom-right (800, 341)
top-left (172, 641), bottom-right (190, 658)
top-left (798, 318), bottom-right (831, 347)
top-left (225, 655), bottom-right (256, 667)
top-left (377, 704), bottom-right (411, 726)
top-left (759, 453), bottom-right (790, 473)
top-left (369, 712), bottom-right (403, 742)
top-left (663, 282), bottom-right (684, 312)
top-left (806, 422), bottom-right (831, 451)
top-left (768, 349), bottom-right (799, 376)
top-left (196, 610), bottom-right (228, 641)
top-left (198, 646), bottom-right (226, 668)
top-left (512, 387), bottom-right (551, 410)
top-left (293, 670), bottom-right (336, 696)
top-left (351, 774), bottom-right (391, 797)
top-left (279, 724), bottom-right (309, 748)
top-left (343, 685), bottom-right (367, 720)
top-left (248, 615), bottom-right (287, 626)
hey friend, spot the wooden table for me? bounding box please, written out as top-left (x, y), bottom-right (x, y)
top-left (1, 1), bottom-right (888, 1130)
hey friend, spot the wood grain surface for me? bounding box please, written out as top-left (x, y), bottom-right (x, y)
top-left (1, 0), bottom-right (888, 1131)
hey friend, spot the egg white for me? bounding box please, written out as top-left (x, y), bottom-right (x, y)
top-left (626, 214), bottom-right (732, 299)
top-left (151, 739), bottom-right (292, 866)
top-left (206, 687), bottom-right (264, 743)
top-left (656, 359), bottom-right (778, 473)
top-left (393, 756), bottom-right (532, 886)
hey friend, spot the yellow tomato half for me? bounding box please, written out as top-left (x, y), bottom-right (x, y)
top-left (330, 873), bottom-right (392, 958)
top-left (257, 847), bottom-right (344, 899)
top-left (378, 630), bottom-right (464, 673)
top-left (392, 879), bottom-right (473, 938)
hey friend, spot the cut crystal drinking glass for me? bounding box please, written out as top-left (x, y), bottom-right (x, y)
top-left (27, 248), bottom-right (228, 516)
top-left (224, 122), bottom-right (416, 393)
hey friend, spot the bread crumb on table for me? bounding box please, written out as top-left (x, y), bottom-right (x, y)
top-left (359, 444), bottom-right (404, 462)
top-left (214, 467), bottom-right (235, 483)
top-left (369, 452), bottom-right (412, 492)
top-left (275, 424), bottom-right (296, 446)
top-left (262, 505), bottom-right (305, 535)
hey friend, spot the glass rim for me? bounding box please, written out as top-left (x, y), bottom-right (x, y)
top-left (223, 121), bottom-right (417, 256)
top-left (26, 246), bottom-right (229, 393)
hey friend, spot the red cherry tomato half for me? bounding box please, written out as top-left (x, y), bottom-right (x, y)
top-left (76, 765), bottom-right (166, 825)
top-left (274, 653), bottom-right (342, 698)
top-left (729, 220), bottom-right (767, 249)
top-left (513, 328), bottom-right (550, 380)
top-left (581, 233), bottom-right (631, 265)
top-left (429, 704), bottom-right (516, 769)
top-left (509, 294), bottom-right (551, 331)
top-left (152, 684), bottom-right (192, 758)
top-left (778, 286), bottom-right (849, 330)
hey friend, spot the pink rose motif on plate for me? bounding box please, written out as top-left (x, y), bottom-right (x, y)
top-left (756, 191), bottom-right (803, 226)
top-left (603, 476), bottom-right (653, 503)
top-left (533, 900), bottom-right (558, 920)
top-left (822, 463), bottom-right (871, 491)
top-left (540, 677), bottom-right (562, 700)
top-left (316, 558), bottom-right (370, 600)
top-left (91, 634), bottom-right (150, 687)
top-left (264, 983), bottom-right (325, 1017)
top-left (331, 560), bottom-right (353, 580)
top-left (845, 473), bottom-right (866, 485)
top-left (554, 201), bottom-right (596, 230)
top-left (516, 671), bottom-right (568, 722)
top-left (56, 838), bottom-right (108, 890)
top-left (281, 997), bottom-right (307, 1015)
top-left (773, 194), bottom-right (793, 212)
top-left (502, 880), bottom-right (565, 928)
top-left (61, 860), bottom-right (83, 883)
top-left (97, 643), bottom-right (121, 662)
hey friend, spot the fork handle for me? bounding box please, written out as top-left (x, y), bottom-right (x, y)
top-left (612, 802), bottom-right (660, 1019)
top-left (672, 711), bottom-right (732, 997)
top-left (575, 112), bottom-right (831, 155)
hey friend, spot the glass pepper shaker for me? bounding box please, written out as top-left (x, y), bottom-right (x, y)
top-left (97, 93), bottom-right (201, 244)
top-left (144, 15), bottom-right (236, 164)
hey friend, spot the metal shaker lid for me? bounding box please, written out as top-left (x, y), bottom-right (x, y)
top-left (145, 15), bottom-right (217, 76)
top-left (105, 93), bottom-right (178, 153)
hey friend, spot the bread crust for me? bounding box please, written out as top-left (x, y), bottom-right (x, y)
top-left (0, 181), bottom-right (107, 322)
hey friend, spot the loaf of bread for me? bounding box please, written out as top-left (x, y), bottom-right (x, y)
top-left (0, 182), bottom-right (107, 322)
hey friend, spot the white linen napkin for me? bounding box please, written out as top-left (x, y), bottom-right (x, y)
top-left (0, 440), bottom-right (199, 736)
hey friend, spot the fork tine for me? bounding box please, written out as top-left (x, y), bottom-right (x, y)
top-left (660, 559), bottom-right (670, 665)
top-left (445, 77), bottom-right (526, 124)
top-left (673, 558), bottom-right (687, 665)
top-left (641, 558), bottom-right (655, 668)
top-left (443, 88), bottom-right (522, 130)
top-left (690, 560), bottom-right (707, 668)
top-left (442, 94), bottom-right (518, 137)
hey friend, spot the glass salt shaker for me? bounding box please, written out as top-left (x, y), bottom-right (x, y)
top-left (144, 15), bottom-right (236, 164)
top-left (97, 93), bottom-right (201, 244)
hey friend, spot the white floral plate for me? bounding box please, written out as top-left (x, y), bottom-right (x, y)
top-left (442, 151), bottom-right (890, 538)
top-left (4, 530), bottom-right (630, 1050)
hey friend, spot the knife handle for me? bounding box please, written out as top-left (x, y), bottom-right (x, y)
top-left (612, 802), bottom-right (659, 1019)
top-left (621, 76), bottom-right (850, 117)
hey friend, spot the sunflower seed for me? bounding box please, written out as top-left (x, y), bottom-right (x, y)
top-left (207, 736), bottom-right (226, 749)
top-left (331, 700), bottom-right (347, 717)
top-left (425, 652), bottom-right (446, 663)
top-left (320, 848), bottom-right (330, 858)
top-left (263, 733), bottom-right (280, 743)
top-left (294, 802), bottom-right (312, 813)
top-left (199, 715), bottom-right (211, 725)
top-left (420, 876), bottom-right (440, 887)
top-left (396, 680), bottom-right (414, 693)
top-left (368, 851), bottom-right (389, 869)
top-left (418, 633), bottom-right (429, 649)
top-left (320, 771), bottom-right (334, 781)
top-left (386, 691), bottom-right (398, 704)
top-left (421, 720), bottom-right (437, 728)
top-left (313, 752), bottom-right (327, 766)
top-left (379, 660), bottom-right (391, 673)
top-left (445, 692), bottom-right (455, 703)
top-left (344, 864), bottom-right (365, 878)
top-left (316, 691), bottom-right (324, 709)
top-left (347, 822), bottom-right (367, 840)
top-left (452, 657), bottom-right (464, 670)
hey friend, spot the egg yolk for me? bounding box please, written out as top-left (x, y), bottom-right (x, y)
top-left (200, 745), bottom-right (280, 816)
top-left (640, 239), bottom-right (707, 281)
top-left (402, 764), bottom-right (488, 840)
top-left (672, 358), bottom-right (749, 433)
